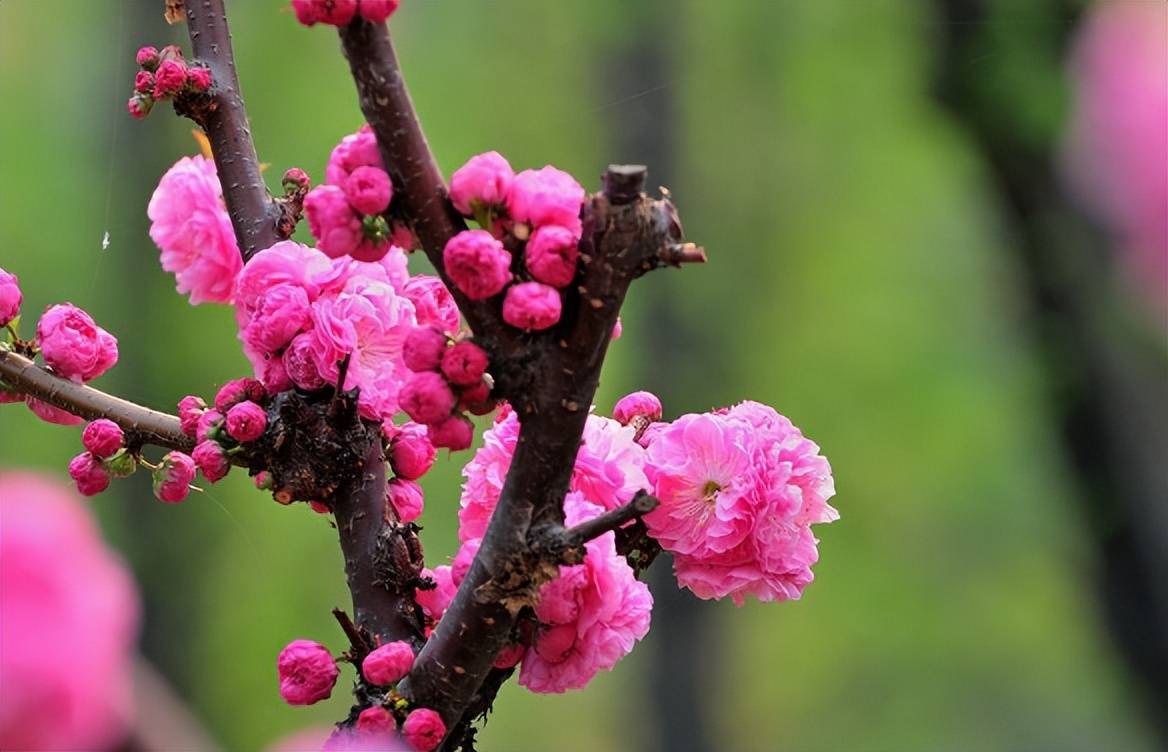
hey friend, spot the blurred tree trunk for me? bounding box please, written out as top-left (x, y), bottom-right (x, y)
top-left (933, 0), bottom-right (1168, 741)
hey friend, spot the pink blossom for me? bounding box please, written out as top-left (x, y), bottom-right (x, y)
top-left (133, 71), bottom-right (154, 94)
top-left (344, 165), bottom-right (394, 216)
top-left (459, 381), bottom-right (494, 415)
top-left (389, 422), bottom-right (436, 480)
top-left (403, 326), bottom-right (448, 372)
top-left (644, 402), bottom-right (837, 605)
top-left (25, 399), bottom-right (84, 426)
top-left (225, 401), bottom-right (267, 442)
top-left (196, 409), bottom-right (223, 444)
top-left (193, 440), bottom-right (230, 483)
top-left (362, 641), bottom-right (415, 686)
top-left (277, 639), bottom-right (339, 705)
top-left (326, 125), bottom-right (383, 187)
top-left (402, 275), bottom-right (460, 333)
top-left (148, 155), bottom-right (242, 305)
top-left (283, 332), bottom-right (326, 390)
top-left (68, 452), bottom-right (110, 497)
top-left (152, 451), bottom-right (196, 504)
top-left (450, 151), bottom-right (515, 216)
top-left (458, 412), bottom-right (647, 542)
top-left (518, 493), bottom-right (652, 693)
top-left (234, 241), bottom-right (331, 328)
top-left (36, 303), bottom-right (118, 382)
top-left (399, 372), bottom-right (456, 425)
top-left (358, 0), bottom-right (401, 23)
top-left (442, 230), bottom-right (512, 300)
top-left (440, 341), bottom-right (488, 386)
top-left (387, 478), bottom-right (424, 523)
top-left (502, 282), bottom-right (561, 331)
top-left (187, 66), bottom-right (212, 92)
top-left (152, 58), bottom-right (187, 97)
top-left (291, 0), bottom-right (357, 26)
top-left (613, 390), bottom-right (662, 425)
top-left (0, 472), bottom-right (138, 751)
top-left (0, 267), bottom-right (20, 326)
top-left (214, 377), bottom-right (264, 413)
top-left (241, 283), bottom-right (312, 355)
top-left (305, 184), bottom-right (364, 259)
top-left (450, 537), bottom-right (481, 586)
top-left (355, 706), bottom-right (396, 736)
top-left (82, 419), bottom-right (124, 459)
top-left (177, 395), bottom-right (206, 437)
top-left (507, 166), bottom-right (586, 236)
top-left (127, 95), bottom-right (153, 119)
top-left (136, 45), bottom-right (159, 69)
top-left (401, 708), bottom-right (446, 752)
top-left (427, 414), bottom-right (474, 451)
top-left (525, 225), bottom-right (580, 288)
top-left (415, 565), bottom-right (456, 621)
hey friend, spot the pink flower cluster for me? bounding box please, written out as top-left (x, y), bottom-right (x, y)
top-left (643, 400), bottom-right (838, 605)
top-left (148, 155), bottom-right (242, 305)
top-left (128, 45), bottom-right (211, 119)
top-left (0, 266), bottom-right (20, 327)
top-left (291, 0), bottom-right (399, 27)
top-left (305, 126), bottom-right (411, 262)
top-left (398, 330), bottom-right (492, 451)
top-left (0, 472), bottom-right (139, 751)
top-left (234, 240), bottom-right (429, 422)
top-left (444, 152), bottom-right (587, 332)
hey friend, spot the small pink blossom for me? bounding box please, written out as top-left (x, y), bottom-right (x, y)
top-left (458, 381), bottom-right (493, 415)
top-left (241, 283), bottom-right (312, 355)
top-left (344, 165), bottom-right (394, 216)
top-left (358, 0), bottom-right (401, 23)
top-left (387, 478), bottom-right (424, 523)
top-left (127, 95), bottom-right (153, 119)
top-left (389, 422), bottom-right (436, 480)
top-left (152, 58), bottom-right (187, 98)
top-left (305, 184), bottom-right (364, 259)
top-left (68, 452), bottom-right (110, 497)
top-left (611, 317), bottom-right (622, 341)
top-left (524, 225), bottom-right (580, 288)
top-left (326, 125), bottom-right (383, 187)
top-left (36, 304), bottom-right (118, 383)
top-left (427, 414), bottom-right (474, 451)
top-left (193, 440), bottom-right (230, 483)
top-left (234, 241), bottom-right (331, 328)
top-left (507, 166), bottom-right (586, 236)
top-left (450, 151), bottom-right (515, 216)
top-left (401, 708), bottom-right (446, 752)
top-left (196, 409), bottom-right (223, 444)
top-left (450, 538), bottom-right (481, 586)
top-left (399, 372), bottom-right (456, 425)
top-left (402, 275), bottom-right (460, 334)
top-left (152, 451), bottom-right (196, 504)
top-left (355, 706), bottom-right (397, 736)
top-left (133, 70), bottom-right (154, 94)
top-left (136, 46), bottom-right (159, 69)
top-left (82, 419), bottom-right (124, 459)
top-left (440, 341), bottom-right (488, 387)
top-left (291, 0), bottom-right (358, 26)
top-left (415, 565), bottom-right (456, 621)
top-left (442, 230), bottom-right (512, 300)
top-left (502, 282), bottom-right (561, 331)
top-left (283, 332), bottom-right (326, 390)
top-left (148, 155), bottom-right (242, 305)
top-left (362, 641), bottom-right (415, 686)
top-left (0, 267), bottom-right (21, 326)
top-left (613, 391), bottom-right (662, 425)
top-left (214, 377), bottom-right (264, 413)
top-left (187, 66), bottom-right (212, 92)
top-left (225, 401), bottom-right (267, 442)
top-left (402, 326), bottom-right (448, 372)
top-left (25, 399), bottom-right (84, 426)
top-left (277, 639), bottom-right (339, 705)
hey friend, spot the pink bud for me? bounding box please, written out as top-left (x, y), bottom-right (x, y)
top-left (502, 282), bottom-right (561, 331)
top-left (187, 66), bottom-right (212, 92)
top-left (442, 230), bottom-right (512, 301)
top-left (152, 59), bottom-right (188, 98)
top-left (439, 341), bottom-right (488, 387)
top-left (277, 639), bottom-right (339, 705)
top-left (493, 643), bottom-right (526, 670)
top-left (82, 419), bottom-right (124, 459)
top-left (387, 478), bottom-right (424, 523)
top-left (127, 94), bottom-right (153, 120)
top-left (68, 452), bottom-right (110, 497)
top-left (356, 705), bottom-right (397, 735)
top-left (449, 151), bottom-right (515, 216)
top-left (427, 414), bottom-right (474, 451)
top-left (133, 71), bottom-right (154, 94)
top-left (153, 451), bottom-right (196, 504)
top-left (611, 317), bottom-right (623, 341)
top-left (524, 225), bottom-right (580, 288)
top-left (451, 538), bottom-right (480, 586)
top-left (290, 0), bottom-right (357, 27)
top-left (136, 46), bottom-right (160, 70)
top-left (402, 327), bottom-right (448, 373)
top-left (193, 440), bottom-right (230, 483)
top-left (283, 333), bottom-right (326, 391)
top-left (457, 381), bottom-right (493, 415)
top-left (282, 167), bottom-right (311, 193)
top-left (25, 399), bottom-right (83, 426)
top-left (389, 422), bottom-right (436, 480)
top-left (361, 640), bottom-right (415, 686)
top-left (36, 303), bottom-right (119, 383)
top-left (254, 471), bottom-right (273, 490)
top-left (215, 377), bottom-right (264, 412)
top-left (304, 184), bottom-right (363, 259)
top-left (357, 0), bottom-right (400, 23)
top-left (0, 267), bottom-right (23, 327)
top-left (613, 391), bottom-right (663, 425)
top-left (195, 409), bottom-right (223, 444)
top-left (402, 708), bottom-right (446, 752)
top-left (507, 166), bottom-right (586, 236)
top-left (343, 165), bottom-right (393, 216)
top-left (225, 401), bottom-right (267, 442)
top-left (399, 372), bottom-right (456, 425)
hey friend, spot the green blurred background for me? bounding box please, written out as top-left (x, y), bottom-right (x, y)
top-left (0, 1), bottom-right (1162, 750)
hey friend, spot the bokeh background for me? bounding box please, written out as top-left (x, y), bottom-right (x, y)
top-left (1, 1), bottom-right (1165, 750)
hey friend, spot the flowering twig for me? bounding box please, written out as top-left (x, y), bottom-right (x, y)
top-left (561, 491), bottom-right (659, 548)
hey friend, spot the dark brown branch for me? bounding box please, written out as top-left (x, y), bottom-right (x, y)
top-left (332, 607), bottom-right (373, 664)
top-left (564, 491), bottom-right (658, 546)
top-left (0, 349), bottom-right (191, 451)
top-left (183, 0), bottom-right (285, 259)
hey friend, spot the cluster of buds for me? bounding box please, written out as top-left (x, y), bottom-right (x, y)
top-left (398, 328), bottom-right (493, 451)
top-left (67, 420), bottom-right (133, 497)
top-left (177, 377), bottom-right (270, 494)
top-left (276, 636), bottom-right (445, 751)
top-left (128, 45), bottom-right (212, 120)
top-left (383, 421), bottom-right (436, 523)
top-left (443, 152), bottom-right (588, 332)
top-left (291, 0), bottom-right (400, 27)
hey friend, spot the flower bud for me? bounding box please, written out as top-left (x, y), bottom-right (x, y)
top-left (507, 166), bottom-right (586, 236)
top-left (135, 46), bottom-right (160, 70)
top-left (355, 706), bottom-right (396, 736)
top-left (525, 225), bottom-right (580, 288)
top-left (153, 451), bottom-right (195, 503)
top-left (152, 59), bottom-right (188, 98)
top-left (450, 151), bottom-right (514, 217)
top-left (387, 478), bottom-right (424, 524)
top-left (178, 394), bottom-right (207, 438)
top-left (357, 0), bottom-right (400, 23)
top-left (225, 401), bottom-right (267, 442)
top-left (25, 399), bottom-right (83, 426)
top-left (361, 640), bottom-right (415, 686)
top-left (133, 71), bottom-right (154, 94)
top-left (308, 501), bottom-right (330, 514)
top-left (439, 341), bottom-right (488, 387)
top-left (402, 708), bottom-right (446, 752)
top-left (36, 303), bottom-right (118, 382)
top-left (442, 230), bottom-right (512, 300)
top-left (277, 639), bottom-right (338, 705)
top-left (0, 267), bottom-right (22, 328)
top-left (214, 377), bottom-right (262, 412)
top-left (193, 440), bottom-right (230, 483)
top-left (502, 282), bottom-right (562, 331)
top-left (187, 66), bottom-right (212, 92)
top-left (68, 452), bottom-right (110, 497)
top-left (127, 95), bottom-right (153, 120)
top-left (494, 643), bottom-right (526, 669)
top-left (388, 422), bottom-right (436, 480)
top-left (282, 167), bottom-right (311, 194)
top-left (254, 470), bottom-right (274, 490)
top-left (82, 419), bottom-right (124, 459)
top-left (613, 391), bottom-right (663, 425)
top-left (104, 449), bottom-right (138, 479)
top-left (195, 409), bottom-right (223, 444)
top-left (399, 372), bottom-right (456, 426)
top-left (427, 414), bottom-right (474, 451)
top-left (344, 165), bottom-right (393, 216)
top-left (457, 381), bottom-right (493, 415)
top-left (402, 326), bottom-right (448, 373)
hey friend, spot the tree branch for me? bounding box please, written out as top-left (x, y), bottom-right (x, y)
top-left (183, 0), bottom-right (285, 259)
top-left (0, 349), bottom-right (191, 451)
top-left (563, 491), bottom-right (658, 547)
